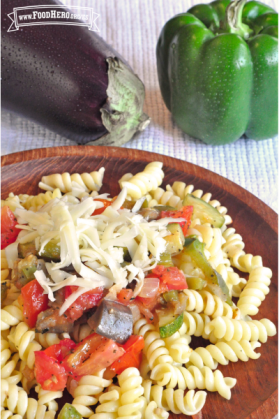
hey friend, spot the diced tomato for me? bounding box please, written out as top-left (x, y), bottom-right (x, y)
top-left (62, 333), bottom-right (125, 380)
top-left (44, 339), bottom-right (76, 363)
top-left (64, 286), bottom-right (105, 321)
top-left (21, 279), bottom-right (48, 328)
top-left (159, 205), bottom-right (193, 236)
top-left (34, 351), bottom-right (68, 391)
top-left (109, 335), bottom-right (144, 375)
top-left (152, 265), bottom-right (188, 290)
top-left (1, 206), bottom-right (20, 249)
top-left (117, 289), bottom-right (134, 306)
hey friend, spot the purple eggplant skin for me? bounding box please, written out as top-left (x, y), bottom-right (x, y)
top-left (1, 0), bottom-right (149, 145)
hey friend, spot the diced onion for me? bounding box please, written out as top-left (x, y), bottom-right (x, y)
top-left (139, 277), bottom-right (159, 298)
top-left (129, 304), bottom-right (141, 323)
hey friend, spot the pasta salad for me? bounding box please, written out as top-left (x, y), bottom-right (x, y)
top-left (1, 162), bottom-right (277, 419)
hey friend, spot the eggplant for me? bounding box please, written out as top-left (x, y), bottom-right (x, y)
top-left (87, 299), bottom-right (133, 344)
top-left (1, 0), bottom-right (150, 145)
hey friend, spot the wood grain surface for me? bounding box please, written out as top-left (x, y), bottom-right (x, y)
top-left (1, 146), bottom-right (278, 419)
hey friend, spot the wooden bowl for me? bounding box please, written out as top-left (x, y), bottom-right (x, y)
top-left (1, 146), bottom-right (278, 419)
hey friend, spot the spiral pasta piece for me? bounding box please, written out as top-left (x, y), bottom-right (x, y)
top-left (1, 193), bottom-right (25, 213)
top-left (143, 380), bottom-right (206, 416)
top-left (89, 385), bottom-right (121, 419)
top-left (1, 299), bottom-right (24, 331)
top-left (72, 372), bottom-right (112, 417)
top-left (34, 332), bottom-right (70, 349)
top-left (117, 368), bottom-right (145, 419)
top-left (1, 339), bottom-right (22, 384)
top-left (35, 385), bottom-right (63, 412)
top-left (205, 316), bottom-right (277, 343)
top-left (119, 162), bottom-right (164, 200)
top-left (39, 168), bottom-right (105, 193)
top-left (163, 330), bottom-right (192, 364)
top-left (8, 322), bottom-right (42, 370)
top-left (134, 318), bottom-right (174, 368)
top-left (2, 284), bottom-right (21, 307)
top-left (150, 363), bottom-right (236, 400)
top-left (1, 380), bottom-right (56, 419)
top-left (21, 189), bottom-right (62, 211)
top-left (182, 312), bottom-right (212, 340)
top-left (183, 289), bottom-right (235, 318)
top-left (1, 250), bottom-right (10, 282)
top-left (188, 339), bottom-right (261, 370)
top-left (237, 267), bottom-right (272, 316)
top-left (147, 187), bottom-right (181, 209)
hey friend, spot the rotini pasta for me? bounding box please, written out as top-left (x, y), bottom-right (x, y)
top-left (72, 372), bottom-right (112, 417)
top-left (21, 189), bottom-right (62, 211)
top-left (205, 316), bottom-right (277, 343)
top-left (119, 162), bottom-right (164, 199)
top-left (183, 289), bottom-right (236, 318)
top-left (187, 340), bottom-right (261, 370)
top-left (150, 364), bottom-right (236, 400)
top-left (1, 250), bottom-right (10, 282)
top-left (1, 299), bottom-right (24, 331)
top-left (38, 167), bottom-right (105, 193)
top-left (134, 318), bottom-right (174, 368)
top-left (89, 385), bottom-right (121, 419)
top-left (8, 322), bottom-right (42, 370)
top-left (143, 380), bottom-right (207, 416)
top-left (237, 266), bottom-right (272, 316)
top-left (117, 367), bottom-right (145, 419)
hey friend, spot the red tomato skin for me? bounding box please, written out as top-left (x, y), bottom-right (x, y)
top-left (1, 206), bottom-right (20, 249)
top-left (64, 286), bottom-right (104, 321)
top-left (44, 339), bottom-right (76, 363)
top-left (21, 280), bottom-right (48, 328)
top-left (34, 351), bottom-right (68, 391)
top-left (152, 266), bottom-right (188, 290)
top-left (159, 205), bottom-right (193, 236)
top-left (109, 335), bottom-right (144, 375)
top-left (62, 333), bottom-right (125, 380)
top-left (117, 289), bottom-right (134, 305)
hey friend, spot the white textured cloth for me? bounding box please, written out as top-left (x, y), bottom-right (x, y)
top-left (1, 0), bottom-right (278, 212)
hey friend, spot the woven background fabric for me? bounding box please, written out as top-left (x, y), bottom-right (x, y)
top-left (1, 0), bottom-right (278, 212)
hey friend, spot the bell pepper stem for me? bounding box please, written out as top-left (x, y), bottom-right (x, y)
top-left (221, 0), bottom-right (253, 39)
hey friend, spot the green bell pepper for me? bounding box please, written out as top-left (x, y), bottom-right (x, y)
top-left (156, 0), bottom-right (278, 145)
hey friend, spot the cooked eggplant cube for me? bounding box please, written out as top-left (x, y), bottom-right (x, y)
top-left (87, 300), bottom-right (133, 344)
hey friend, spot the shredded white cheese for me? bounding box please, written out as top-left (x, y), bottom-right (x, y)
top-left (13, 192), bottom-right (186, 309)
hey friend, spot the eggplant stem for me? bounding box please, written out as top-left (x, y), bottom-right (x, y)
top-left (87, 57), bottom-right (150, 146)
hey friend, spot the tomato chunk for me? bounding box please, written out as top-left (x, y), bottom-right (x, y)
top-left (44, 339), bottom-right (76, 363)
top-left (21, 279), bottom-right (48, 328)
top-left (117, 289), bottom-right (134, 306)
top-left (34, 351), bottom-right (68, 391)
top-left (159, 206), bottom-right (193, 236)
top-left (110, 335), bottom-right (144, 375)
top-left (152, 266), bottom-right (188, 290)
top-left (65, 286), bottom-right (104, 321)
top-left (62, 333), bottom-right (125, 380)
top-left (1, 206), bottom-right (20, 249)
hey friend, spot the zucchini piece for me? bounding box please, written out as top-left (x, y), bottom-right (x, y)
top-left (174, 238), bottom-right (232, 306)
top-left (182, 194), bottom-right (225, 228)
top-left (58, 404), bottom-right (82, 419)
top-left (163, 290), bottom-right (178, 302)
top-left (164, 223), bottom-right (184, 254)
top-left (159, 313), bottom-right (183, 338)
top-left (158, 252), bottom-right (174, 267)
top-left (187, 277), bottom-right (206, 290)
top-left (153, 205), bottom-right (176, 212)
